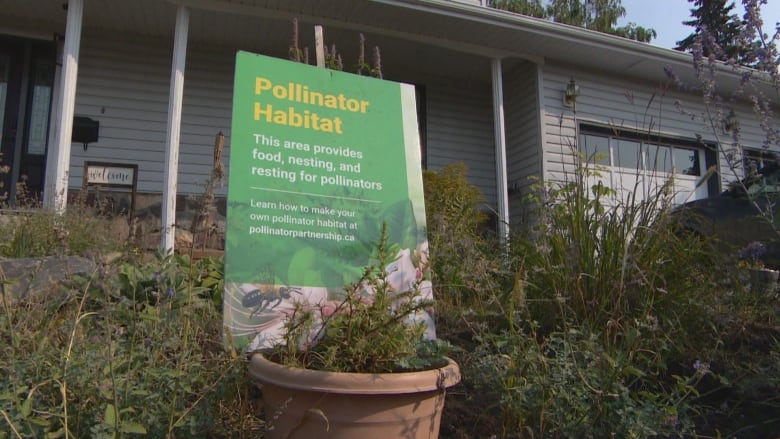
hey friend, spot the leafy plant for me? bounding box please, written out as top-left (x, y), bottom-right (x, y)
top-left (0, 252), bottom-right (261, 438)
top-left (422, 163), bottom-right (508, 312)
top-left (264, 223), bottom-right (449, 373)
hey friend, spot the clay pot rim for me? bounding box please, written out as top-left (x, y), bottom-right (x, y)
top-left (248, 353), bottom-right (461, 395)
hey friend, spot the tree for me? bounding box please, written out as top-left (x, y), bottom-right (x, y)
top-left (490, 0), bottom-right (656, 43)
top-left (613, 22), bottom-right (657, 43)
top-left (488, 0), bottom-right (547, 18)
top-left (675, 0), bottom-right (753, 65)
top-left (545, 0), bottom-right (588, 27)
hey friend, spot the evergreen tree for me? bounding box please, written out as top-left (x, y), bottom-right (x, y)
top-left (675, 0), bottom-right (751, 64)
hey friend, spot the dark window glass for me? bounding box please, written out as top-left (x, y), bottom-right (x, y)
top-left (580, 133), bottom-right (610, 165)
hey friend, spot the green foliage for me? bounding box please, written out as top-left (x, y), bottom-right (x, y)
top-left (488, 0), bottom-right (546, 18)
top-left (267, 224), bottom-right (448, 373)
top-left (0, 204), bottom-right (124, 258)
top-left (516, 162), bottom-right (720, 347)
top-left (675, 0), bottom-right (754, 65)
top-left (473, 326), bottom-right (694, 438)
top-left (430, 157), bottom-right (780, 437)
top-left (112, 252), bottom-right (223, 311)
top-left (422, 163), bottom-right (508, 310)
top-left (0, 254), bottom-right (260, 438)
top-left (489, 0), bottom-right (656, 42)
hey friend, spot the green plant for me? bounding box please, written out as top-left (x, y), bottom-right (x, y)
top-left (264, 224), bottom-right (449, 373)
top-left (472, 325), bottom-right (696, 438)
top-left (422, 163), bottom-right (508, 313)
top-left (428, 154), bottom-right (756, 437)
top-left (516, 157), bottom-right (721, 350)
top-left (0, 201), bottom-right (126, 258)
top-left (0, 250), bottom-right (261, 439)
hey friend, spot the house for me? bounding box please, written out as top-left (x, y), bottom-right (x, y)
top-left (0, 0), bottom-right (777, 250)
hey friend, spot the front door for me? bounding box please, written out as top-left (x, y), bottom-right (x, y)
top-left (0, 35), bottom-right (55, 206)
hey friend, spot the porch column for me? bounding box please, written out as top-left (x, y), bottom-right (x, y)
top-left (491, 58), bottom-right (510, 243)
top-left (161, 5), bottom-right (190, 253)
top-left (43, 0), bottom-right (83, 212)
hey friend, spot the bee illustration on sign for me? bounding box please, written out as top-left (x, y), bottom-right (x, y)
top-left (242, 284), bottom-right (302, 318)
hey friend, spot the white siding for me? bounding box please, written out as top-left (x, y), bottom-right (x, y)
top-left (503, 60), bottom-right (541, 223)
top-left (424, 76), bottom-right (496, 207)
top-left (540, 65), bottom-right (778, 196)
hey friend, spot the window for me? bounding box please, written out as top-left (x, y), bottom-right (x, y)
top-left (743, 148), bottom-right (776, 177)
top-left (26, 56), bottom-right (54, 156)
top-left (580, 126), bottom-right (702, 176)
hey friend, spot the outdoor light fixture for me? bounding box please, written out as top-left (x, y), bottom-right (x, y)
top-left (563, 78), bottom-right (580, 107)
top-left (724, 108), bottom-right (739, 133)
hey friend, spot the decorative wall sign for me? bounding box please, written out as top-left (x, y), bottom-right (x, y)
top-left (82, 161), bottom-right (138, 218)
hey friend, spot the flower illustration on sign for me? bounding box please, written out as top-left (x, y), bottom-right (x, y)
top-left (241, 240), bottom-right (435, 351)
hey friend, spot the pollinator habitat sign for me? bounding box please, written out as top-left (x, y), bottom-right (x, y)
top-left (224, 51), bottom-right (430, 351)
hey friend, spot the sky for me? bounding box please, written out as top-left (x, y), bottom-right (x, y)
top-left (618, 0), bottom-right (780, 49)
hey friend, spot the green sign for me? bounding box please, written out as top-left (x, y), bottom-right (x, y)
top-left (223, 52), bottom-right (429, 351)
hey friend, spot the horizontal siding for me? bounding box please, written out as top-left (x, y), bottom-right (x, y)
top-left (66, 31), bottom-right (501, 207)
top-left (424, 76), bottom-right (496, 208)
top-left (503, 60), bottom-right (540, 224)
top-left (540, 66), bottom-right (779, 195)
top-left (68, 32), bottom-right (236, 195)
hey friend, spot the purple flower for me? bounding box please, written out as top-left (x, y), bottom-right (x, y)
top-left (740, 241), bottom-right (767, 262)
top-left (693, 359), bottom-right (710, 374)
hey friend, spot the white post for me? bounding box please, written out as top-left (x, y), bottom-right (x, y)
top-left (43, 0), bottom-right (83, 212)
top-left (314, 25), bottom-right (325, 68)
top-left (44, 40), bottom-right (63, 199)
top-left (161, 5), bottom-right (190, 253)
top-left (491, 58), bottom-right (510, 244)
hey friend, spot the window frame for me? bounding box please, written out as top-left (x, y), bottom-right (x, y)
top-left (579, 125), bottom-right (705, 177)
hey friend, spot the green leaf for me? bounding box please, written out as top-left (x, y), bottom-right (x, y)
top-left (46, 428), bottom-right (65, 438)
top-left (104, 403), bottom-right (117, 426)
top-left (29, 416), bottom-right (51, 427)
top-left (20, 398), bottom-right (32, 418)
top-left (119, 422), bottom-right (147, 434)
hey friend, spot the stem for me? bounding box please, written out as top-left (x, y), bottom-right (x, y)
top-left (0, 408), bottom-right (23, 439)
top-left (62, 272), bottom-right (98, 439)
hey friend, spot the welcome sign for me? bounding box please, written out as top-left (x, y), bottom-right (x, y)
top-left (224, 52), bottom-right (429, 351)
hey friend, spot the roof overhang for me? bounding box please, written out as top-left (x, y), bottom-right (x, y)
top-left (0, 0), bottom-right (774, 98)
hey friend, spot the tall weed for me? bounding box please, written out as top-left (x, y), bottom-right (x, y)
top-left (0, 254), bottom-right (260, 438)
top-left (0, 202), bottom-right (125, 258)
top-left (515, 161), bottom-right (722, 358)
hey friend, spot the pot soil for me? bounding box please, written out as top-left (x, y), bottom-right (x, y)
top-left (249, 353), bottom-right (461, 439)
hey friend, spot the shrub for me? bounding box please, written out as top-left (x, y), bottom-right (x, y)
top-left (423, 163), bottom-right (508, 313)
top-left (0, 254), bottom-right (259, 438)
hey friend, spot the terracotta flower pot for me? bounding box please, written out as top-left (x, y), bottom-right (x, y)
top-left (248, 353), bottom-right (461, 439)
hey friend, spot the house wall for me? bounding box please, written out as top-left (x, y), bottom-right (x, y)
top-left (540, 64), bottom-right (779, 195)
top-left (503, 60), bottom-right (541, 224)
top-left (422, 74), bottom-right (497, 208)
top-left (69, 31), bottom-right (234, 196)
top-left (67, 31), bottom-right (499, 209)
